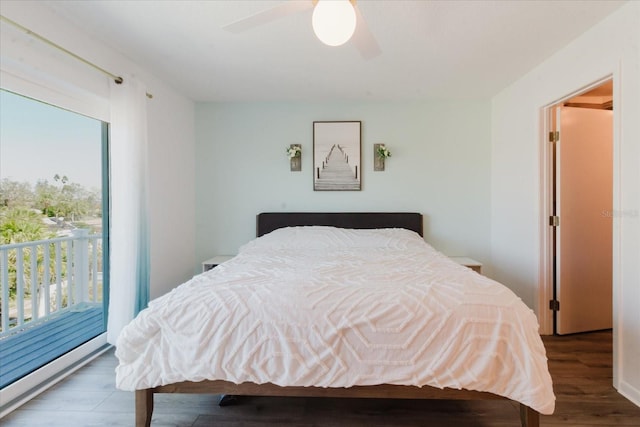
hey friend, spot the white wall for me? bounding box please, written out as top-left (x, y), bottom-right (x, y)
top-left (0, 1), bottom-right (197, 299)
top-left (145, 76), bottom-right (196, 298)
top-left (195, 101), bottom-right (492, 271)
top-left (491, 1), bottom-right (640, 405)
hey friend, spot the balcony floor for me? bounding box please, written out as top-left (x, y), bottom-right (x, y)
top-left (0, 305), bottom-right (104, 388)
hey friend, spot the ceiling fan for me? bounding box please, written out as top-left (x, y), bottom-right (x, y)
top-left (223, 0), bottom-right (381, 59)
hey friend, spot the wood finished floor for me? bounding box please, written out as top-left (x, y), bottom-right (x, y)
top-left (1, 331), bottom-right (639, 426)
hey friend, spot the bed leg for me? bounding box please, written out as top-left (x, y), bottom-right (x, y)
top-left (519, 404), bottom-right (539, 427)
top-left (218, 394), bottom-right (239, 406)
top-left (135, 389), bottom-right (154, 427)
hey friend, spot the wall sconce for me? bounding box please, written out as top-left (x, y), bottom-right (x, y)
top-left (287, 144), bottom-right (302, 171)
top-left (374, 143), bottom-right (391, 171)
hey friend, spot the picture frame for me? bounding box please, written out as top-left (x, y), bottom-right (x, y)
top-left (313, 121), bottom-right (361, 191)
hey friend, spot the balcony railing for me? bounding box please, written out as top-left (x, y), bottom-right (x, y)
top-left (0, 229), bottom-right (103, 338)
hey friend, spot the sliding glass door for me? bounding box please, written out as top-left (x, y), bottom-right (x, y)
top-left (0, 89), bottom-right (109, 388)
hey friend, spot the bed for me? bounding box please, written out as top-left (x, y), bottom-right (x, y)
top-left (116, 212), bottom-right (554, 427)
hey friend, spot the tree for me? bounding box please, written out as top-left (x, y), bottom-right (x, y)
top-left (0, 207), bottom-right (52, 245)
top-left (34, 176), bottom-right (101, 221)
top-left (53, 174), bottom-right (68, 185)
top-left (0, 206), bottom-right (57, 308)
top-left (0, 179), bottom-right (33, 208)
top-left (0, 176), bottom-right (101, 325)
top-left (34, 179), bottom-right (58, 217)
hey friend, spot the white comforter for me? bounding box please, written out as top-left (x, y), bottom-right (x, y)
top-left (115, 227), bottom-right (555, 414)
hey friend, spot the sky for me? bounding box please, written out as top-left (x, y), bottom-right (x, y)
top-left (313, 121), bottom-right (361, 173)
top-left (0, 89), bottom-right (103, 190)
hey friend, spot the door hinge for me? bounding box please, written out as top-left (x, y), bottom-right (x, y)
top-left (549, 300), bottom-right (560, 311)
top-left (549, 215), bottom-right (560, 227)
top-left (549, 131), bottom-right (559, 143)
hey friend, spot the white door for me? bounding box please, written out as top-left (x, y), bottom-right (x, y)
top-left (556, 107), bottom-right (613, 335)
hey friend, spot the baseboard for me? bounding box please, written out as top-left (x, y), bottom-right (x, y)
top-left (618, 380), bottom-right (640, 408)
top-left (0, 333), bottom-right (110, 418)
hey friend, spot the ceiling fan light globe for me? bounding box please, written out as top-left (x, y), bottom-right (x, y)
top-left (312, 0), bottom-right (357, 47)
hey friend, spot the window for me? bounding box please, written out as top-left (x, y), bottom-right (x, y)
top-left (0, 89), bottom-right (109, 388)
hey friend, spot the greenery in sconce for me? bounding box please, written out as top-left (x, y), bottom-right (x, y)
top-left (376, 145), bottom-right (392, 158)
top-left (287, 145), bottom-right (302, 158)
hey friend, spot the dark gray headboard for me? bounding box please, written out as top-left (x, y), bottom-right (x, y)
top-left (256, 212), bottom-right (423, 237)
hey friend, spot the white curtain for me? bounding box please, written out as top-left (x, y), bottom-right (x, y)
top-left (107, 76), bottom-right (150, 345)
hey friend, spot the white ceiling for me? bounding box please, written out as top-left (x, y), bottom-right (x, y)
top-left (43, 0), bottom-right (625, 102)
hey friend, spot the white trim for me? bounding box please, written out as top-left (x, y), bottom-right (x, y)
top-left (610, 65), bottom-right (623, 391)
top-left (537, 105), bottom-right (555, 335)
top-left (618, 380), bottom-right (640, 408)
top-left (538, 73), bottom-right (622, 393)
top-left (538, 74), bottom-right (617, 335)
top-left (0, 333), bottom-right (109, 417)
top-left (1, 17), bottom-right (110, 122)
top-left (0, 68), bottom-right (109, 123)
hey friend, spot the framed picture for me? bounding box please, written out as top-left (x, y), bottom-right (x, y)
top-left (313, 121), bottom-right (361, 191)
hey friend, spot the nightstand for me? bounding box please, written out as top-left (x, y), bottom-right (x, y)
top-left (202, 255), bottom-right (234, 273)
top-left (449, 256), bottom-right (482, 274)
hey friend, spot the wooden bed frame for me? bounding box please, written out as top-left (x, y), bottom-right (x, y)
top-left (134, 212), bottom-right (540, 427)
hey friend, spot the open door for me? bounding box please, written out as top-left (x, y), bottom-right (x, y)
top-left (555, 106), bottom-right (613, 335)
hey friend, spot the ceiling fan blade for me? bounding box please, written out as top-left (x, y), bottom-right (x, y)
top-left (351, 3), bottom-right (381, 60)
top-left (223, 1), bottom-right (314, 33)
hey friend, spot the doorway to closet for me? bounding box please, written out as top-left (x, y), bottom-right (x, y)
top-left (546, 79), bottom-right (613, 335)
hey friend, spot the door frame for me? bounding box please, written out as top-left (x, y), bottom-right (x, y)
top-left (539, 76), bottom-right (617, 334)
top-left (538, 74), bottom-right (620, 368)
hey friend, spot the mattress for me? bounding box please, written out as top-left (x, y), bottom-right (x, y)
top-left (115, 226), bottom-right (555, 414)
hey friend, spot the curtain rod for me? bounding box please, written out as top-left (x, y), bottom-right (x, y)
top-left (0, 14), bottom-right (153, 99)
